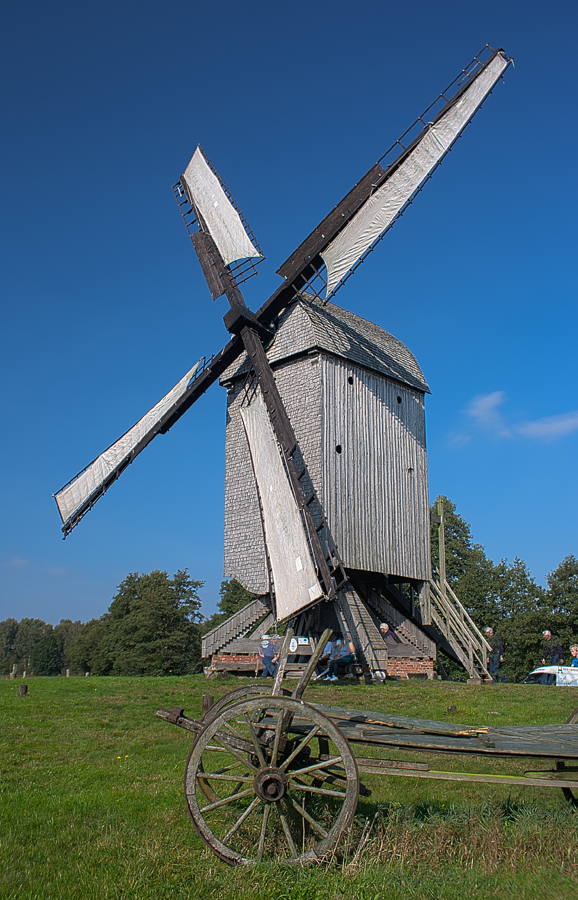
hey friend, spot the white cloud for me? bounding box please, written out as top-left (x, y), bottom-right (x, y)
top-left (517, 411), bottom-right (578, 441)
top-left (466, 391), bottom-right (511, 438)
top-left (448, 430), bottom-right (472, 448)
top-left (456, 392), bottom-right (578, 444)
top-left (4, 557), bottom-right (28, 568)
top-left (48, 567), bottom-right (66, 576)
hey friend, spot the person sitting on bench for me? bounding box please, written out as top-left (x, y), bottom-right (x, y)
top-left (324, 638), bottom-right (355, 681)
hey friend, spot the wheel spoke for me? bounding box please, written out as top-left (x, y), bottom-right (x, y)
top-left (277, 802), bottom-right (298, 858)
top-left (243, 714), bottom-right (267, 768)
top-left (256, 803), bottom-right (271, 862)
top-left (199, 786), bottom-right (254, 813)
top-left (201, 761), bottom-right (247, 775)
top-left (223, 796), bottom-right (262, 843)
top-left (198, 772), bottom-right (254, 784)
top-left (269, 709), bottom-right (286, 767)
top-left (290, 782), bottom-right (346, 799)
top-left (212, 735), bottom-right (258, 772)
top-left (286, 794), bottom-right (328, 838)
top-left (280, 725), bottom-right (321, 772)
top-left (288, 755), bottom-right (343, 778)
top-left (221, 720), bottom-right (247, 740)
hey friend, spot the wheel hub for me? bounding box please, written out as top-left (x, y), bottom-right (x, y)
top-left (253, 767), bottom-right (288, 802)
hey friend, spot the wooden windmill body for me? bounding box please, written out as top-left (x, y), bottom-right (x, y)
top-left (54, 46), bottom-right (512, 681)
top-left (222, 295), bottom-right (431, 592)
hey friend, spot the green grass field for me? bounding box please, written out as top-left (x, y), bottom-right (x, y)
top-left (2, 675), bottom-right (578, 899)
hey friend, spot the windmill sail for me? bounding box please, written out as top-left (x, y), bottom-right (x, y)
top-left (320, 51), bottom-right (509, 297)
top-left (240, 390), bottom-right (323, 620)
top-left (54, 359), bottom-right (203, 534)
top-left (181, 147), bottom-right (262, 267)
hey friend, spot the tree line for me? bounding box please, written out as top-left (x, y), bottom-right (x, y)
top-left (1, 572), bottom-right (254, 677)
top-left (2, 497), bottom-right (576, 680)
top-left (431, 498), bottom-right (578, 682)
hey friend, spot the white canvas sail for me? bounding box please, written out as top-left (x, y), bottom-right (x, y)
top-left (181, 147), bottom-right (262, 267)
top-left (240, 391), bottom-right (323, 620)
top-left (55, 359), bottom-right (203, 525)
top-left (321, 52), bottom-right (509, 296)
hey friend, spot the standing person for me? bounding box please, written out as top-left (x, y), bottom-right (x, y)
top-left (324, 637), bottom-right (355, 682)
top-left (484, 626), bottom-right (506, 683)
top-left (540, 630), bottom-right (563, 684)
top-left (257, 636), bottom-right (279, 678)
top-left (570, 644), bottom-right (578, 667)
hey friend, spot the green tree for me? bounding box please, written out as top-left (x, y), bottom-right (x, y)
top-left (431, 497), bottom-right (497, 625)
top-left (547, 555), bottom-right (578, 620)
top-left (95, 569), bottom-right (204, 676)
top-left (53, 619), bottom-right (84, 670)
top-left (430, 498), bottom-right (498, 679)
top-left (31, 630), bottom-right (62, 676)
top-left (200, 579), bottom-right (258, 636)
top-left (0, 618), bottom-right (19, 674)
top-left (69, 618), bottom-right (108, 675)
top-left (491, 558), bottom-right (547, 683)
top-left (431, 497), bottom-right (546, 683)
top-left (12, 618), bottom-right (51, 674)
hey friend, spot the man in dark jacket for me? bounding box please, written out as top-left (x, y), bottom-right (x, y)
top-left (484, 627), bottom-right (506, 683)
top-left (541, 630), bottom-right (563, 684)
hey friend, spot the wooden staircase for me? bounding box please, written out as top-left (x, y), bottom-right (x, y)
top-left (335, 583), bottom-right (388, 672)
top-left (363, 585), bottom-right (436, 657)
top-left (428, 577), bottom-right (491, 683)
top-left (201, 578), bottom-right (491, 683)
top-left (201, 597), bottom-right (272, 658)
top-left (370, 577), bottom-right (491, 682)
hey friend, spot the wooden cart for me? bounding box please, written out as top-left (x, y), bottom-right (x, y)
top-left (156, 629), bottom-right (578, 865)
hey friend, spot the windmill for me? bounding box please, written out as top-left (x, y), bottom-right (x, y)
top-left (54, 46), bottom-right (512, 681)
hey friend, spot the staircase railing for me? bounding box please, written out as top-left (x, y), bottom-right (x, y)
top-left (364, 586), bottom-right (436, 656)
top-left (201, 597), bottom-right (269, 658)
top-left (429, 578), bottom-right (491, 681)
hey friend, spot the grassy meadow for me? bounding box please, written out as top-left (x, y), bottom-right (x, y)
top-left (1, 674), bottom-right (578, 900)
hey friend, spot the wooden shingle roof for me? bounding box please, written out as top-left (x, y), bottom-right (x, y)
top-left (221, 295), bottom-right (429, 393)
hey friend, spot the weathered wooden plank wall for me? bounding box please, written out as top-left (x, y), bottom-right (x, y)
top-left (321, 357), bottom-right (430, 580)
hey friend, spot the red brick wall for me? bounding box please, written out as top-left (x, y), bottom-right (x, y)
top-left (211, 653), bottom-right (259, 671)
top-left (385, 658), bottom-right (434, 679)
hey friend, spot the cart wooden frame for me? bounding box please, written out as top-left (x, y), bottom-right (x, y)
top-left (157, 629), bottom-right (578, 865)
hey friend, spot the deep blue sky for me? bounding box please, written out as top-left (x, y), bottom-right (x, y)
top-left (1, 0), bottom-right (576, 625)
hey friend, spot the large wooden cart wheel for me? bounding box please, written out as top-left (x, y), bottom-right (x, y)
top-left (559, 707), bottom-right (578, 806)
top-left (184, 696), bottom-right (359, 865)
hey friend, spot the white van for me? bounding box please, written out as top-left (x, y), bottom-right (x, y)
top-left (523, 665), bottom-right (578, 686)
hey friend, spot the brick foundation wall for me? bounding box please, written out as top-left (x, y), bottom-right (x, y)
top-left (211, 653), bottom-right (260, 671)
top-left (212, 653), bottom-right (259, 665)
top-left (384, 657), bottom-right (435, 679)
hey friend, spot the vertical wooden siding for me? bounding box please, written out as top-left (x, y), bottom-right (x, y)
top-left (321, 357), bottom-right (431, 580)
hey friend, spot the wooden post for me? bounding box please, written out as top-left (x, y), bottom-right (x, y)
top-left (18, 684), bottom-right (28, 697)
top-left (419, 581), bottom-right (431, 626)
top-left (437, 496), bottom-right (446, 596)
top-left (272, 629), bottom-right (294, 696)
top-left (201, 694), bottom-right (214, 713)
